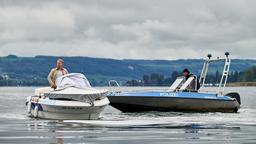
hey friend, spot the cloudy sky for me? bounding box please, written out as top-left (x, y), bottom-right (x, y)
top-left (0, 0), bottom-right (255, 59)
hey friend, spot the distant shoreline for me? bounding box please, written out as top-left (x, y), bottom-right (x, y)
top-left (227, 82), bottom-right (256, 87)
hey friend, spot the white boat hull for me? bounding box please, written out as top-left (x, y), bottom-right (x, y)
top-left (26, 97), bottom-right (109, 120)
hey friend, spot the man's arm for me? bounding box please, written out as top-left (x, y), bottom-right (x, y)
top-left (47, 69), bottom-right (55, 87)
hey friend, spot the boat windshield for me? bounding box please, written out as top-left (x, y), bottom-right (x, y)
top-left (55, 73), bottom-right (91, 90)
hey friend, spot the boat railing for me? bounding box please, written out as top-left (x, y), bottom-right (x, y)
top-left (108, 87), bottom-right (219, 95)
top-left (108, 77), bottom-right (216, 94)
top-left (108, 80), bottom-right (120, 87)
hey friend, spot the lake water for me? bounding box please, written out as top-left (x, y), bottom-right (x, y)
top-left (0, 87), bottom-right (255, 144)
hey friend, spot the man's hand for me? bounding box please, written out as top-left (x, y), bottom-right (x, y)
top-left (51, 84), bottom-right (57, 89)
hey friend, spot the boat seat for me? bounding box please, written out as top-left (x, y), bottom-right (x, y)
top-left (168, 76), bottom-right (184, 92)
top-left (179, 76), bottom-right (195, 91)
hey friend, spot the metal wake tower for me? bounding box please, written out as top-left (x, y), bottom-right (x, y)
top-left (199, 52), bottom-right (231, 95)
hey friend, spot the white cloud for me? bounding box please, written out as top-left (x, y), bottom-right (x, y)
top-left (0, 0), bottom-right (255, 59)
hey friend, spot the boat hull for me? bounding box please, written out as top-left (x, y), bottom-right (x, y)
top-left (108, 92), bottom-right (240, 113)
top-left (27, 97), bottom-right (109, 120)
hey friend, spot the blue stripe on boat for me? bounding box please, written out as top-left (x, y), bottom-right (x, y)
top-left (108, 92), bottom-right (232, 101)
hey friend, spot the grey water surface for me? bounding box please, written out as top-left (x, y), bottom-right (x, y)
top-left (0, 87), bottom-right (255, 144)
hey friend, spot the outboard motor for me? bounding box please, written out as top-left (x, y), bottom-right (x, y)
top-left (225, 92), bottom-right (241, 104)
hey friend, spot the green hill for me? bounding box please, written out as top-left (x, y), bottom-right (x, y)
top-left (240, 66), bottom-right (256, 82)
top-left (0, 55), bottom-right (255, 86)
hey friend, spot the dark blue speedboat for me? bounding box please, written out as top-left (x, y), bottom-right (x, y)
top-left (108, 91), bottom-right (240, 112)
top-left (107, 53), bottom-right (241, 113)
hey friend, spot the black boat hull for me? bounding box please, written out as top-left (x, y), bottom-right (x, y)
top-left (108, 96), bottom-right (240, 113)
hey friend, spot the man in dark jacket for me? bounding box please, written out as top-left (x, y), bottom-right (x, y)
top-left (182, 69), bottom-right (200, 91)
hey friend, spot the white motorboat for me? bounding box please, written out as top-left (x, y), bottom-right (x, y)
top-left (26, 73), bottom-right (109, 120)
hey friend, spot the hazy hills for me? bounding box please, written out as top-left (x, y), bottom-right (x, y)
top-left (0, 55), bottom-right (255, 86)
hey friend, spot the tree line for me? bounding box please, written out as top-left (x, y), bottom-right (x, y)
top-left (126, 66), bottom-right (256, 86)
top-left (1, 66), bottom-right (255, 87)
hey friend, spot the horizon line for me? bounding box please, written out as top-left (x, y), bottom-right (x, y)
top-left (0, 54), bottom-right (255, 61)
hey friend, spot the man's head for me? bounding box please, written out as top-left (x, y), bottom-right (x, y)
top-left (56, 59), bottom-right (64, 69)
top-left (182, 68), bottom-right (190, 77)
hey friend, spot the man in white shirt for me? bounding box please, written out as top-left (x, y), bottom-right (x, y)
top-left (47, 59), bottom-right (69, 89)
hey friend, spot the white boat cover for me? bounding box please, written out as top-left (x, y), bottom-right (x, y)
top-left (43, 73), bottom-right (108, 104)
top-left (56, 73), bottom-right (91, 90)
